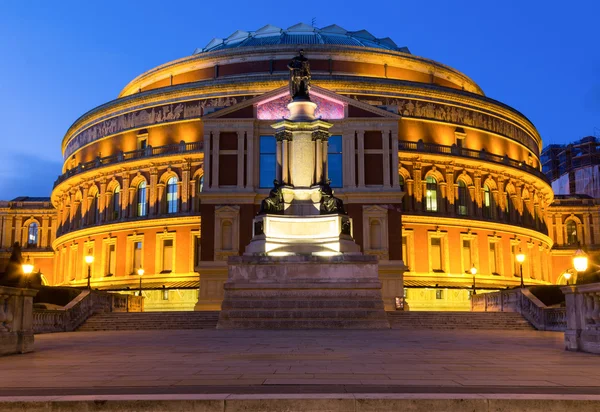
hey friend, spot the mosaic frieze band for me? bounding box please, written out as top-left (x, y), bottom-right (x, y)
top-left (349, 95), bottom-right (539, 155)
top-left (64, 96), bottom-right (253, 159)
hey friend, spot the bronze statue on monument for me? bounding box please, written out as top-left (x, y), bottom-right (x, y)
top-left (287, 50), bottom-right (311, 100)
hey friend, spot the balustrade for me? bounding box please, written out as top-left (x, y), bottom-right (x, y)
top-left (0, 286), bottom-right (38, 356)
top-left (471, 288), bottom-right (566, 332)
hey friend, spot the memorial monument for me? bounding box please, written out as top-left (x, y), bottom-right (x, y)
top-left (217, 51), bottom-right (390, 329)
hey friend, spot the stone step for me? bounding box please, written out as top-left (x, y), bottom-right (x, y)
top-left (222, 299), bottom-right (384, 310)
top-left (217, 319), bottom-right (391, 329)
top-left (221, 308), bottom-right (389, 320)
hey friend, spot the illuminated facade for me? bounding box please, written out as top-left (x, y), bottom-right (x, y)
top-left (8, 23), bottom-right (588, 310)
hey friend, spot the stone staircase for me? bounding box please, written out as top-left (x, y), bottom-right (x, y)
top-left (77, 310), bottom-right (534, 331)
top-left (218, 284), bottom-right (390, 329)
top-left (77, 311), bottom-right (220, 331)
top-left (388, 311), bottom-right (534, 330)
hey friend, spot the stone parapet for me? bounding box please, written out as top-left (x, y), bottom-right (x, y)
top-left (0, 286), bottom-right (37, 356)
top-left (562, 283), bottom-right (600, 354)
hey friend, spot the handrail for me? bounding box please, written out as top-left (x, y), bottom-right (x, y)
top-left (471, 288), bottom-right (566, 331)
top-left (54, 141), bottom-right (204, 188)
top-left (399, 140), bottom-right (549, 183)
top-left (33, 290), bottom-right (144, 333)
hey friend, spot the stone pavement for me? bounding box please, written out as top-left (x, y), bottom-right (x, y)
top-left (1, 328), bottom-right (600, 398)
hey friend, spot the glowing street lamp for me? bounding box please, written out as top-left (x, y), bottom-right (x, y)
top-left (516, 249), bottom-right (526, 288)
top-left (137, 267), bottom-right (145, 296)
top-left (563, 270), bottom-right (572, 286)
top-left (84, 254), bottom-right (94, 290)
top-left (573, 249), bottom-right (589, 274)
top-left (470, 265), bottom-right (477, 295)
top-left (22, 256), bottom-right (34, 288)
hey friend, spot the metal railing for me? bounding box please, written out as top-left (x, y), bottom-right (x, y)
top-left (398, 140), bottom-right (549, 183)
top-left (54, 141), bottom-right (204, 188)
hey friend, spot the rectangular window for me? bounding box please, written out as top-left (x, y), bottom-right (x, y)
top-left (489, 242), bottom-right (498, 275)
top-left (462, 239), bottom-right (472, 273)
top-left (328, 135), bottom-right (343, 188)
top-left (133, 241), bottom-right (142, 273)
top-left (431, 237), bottom-right (443, 272)
top-left (107, 244), bottom-right (116, 276)
top-left (401, 236), bottom-right (409, 270)
top-left (436, 289), bottom-right (444, 300)
top-left (259, 136), bottom-right (276, 188)
top-left (162, 239), bottom-right (173, 273)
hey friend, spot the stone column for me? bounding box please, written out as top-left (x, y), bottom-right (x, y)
top-left (204, 132), bottom-right (212, 189)
top-left (14, 216), bottom-right (22, 247)
top-left (41, 216), bottom-right (49, 248)
top-left (237, 132), bottom-right (244, 188)
top-left (246, 129), bottom-right (254, 188)
top-left (583, 214), bottom-right (592, 246)
top-left (81, 186), bottom-right (89, 227)
top-left (555, 213), bottom-right (564, 245)
top-left (413, 162), bottom-right (422, 212)
top-left (474, 171), bottom-right (482, 217)
top-left (149, 169), bottom-right (158, 216)
top-left (212, 133), bottom-right (220, 188)
top-left (282, 139), bottom-right (289, 184)
top-left (383, 130), bottom-right (390, 187)
top-left (357, 130), bottom-right (365, 188)
top-left (445, 168), bottom-right (455, 215)
top-left (391, 131), bottom-right (400, 188)
top-left (276, 138), bottom-right (283, 182)
top-left (121, 175), bottom-right (130, 219)
top-left (99, 180), bottom-right (107, 223)
top-left (348, 130), bottom-right (356, 188)
top-left (322, 137), bottom-right (328, 183)
top-left (157, 184), bottom-right (165, 215)
top-left (315, 139), bottom-right (323, 184)
top-left (50, 217), bottom-right (57, 244)
top-left (182, 163), bottom-right (190, 213)
top-left (497, 177), bottom-right (506, 220)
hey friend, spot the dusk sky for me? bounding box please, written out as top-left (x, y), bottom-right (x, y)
top-left (1, 0), bottom-right (598, 200)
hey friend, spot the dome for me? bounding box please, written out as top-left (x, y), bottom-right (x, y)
top-left (194, 23), bottom-right (410, 54)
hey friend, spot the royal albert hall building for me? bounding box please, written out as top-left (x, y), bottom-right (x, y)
top-left (49, 23), bottom-right (557, 311)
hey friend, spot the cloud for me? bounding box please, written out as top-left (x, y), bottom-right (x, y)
top-left (0, 153), bottom-right (62, 200)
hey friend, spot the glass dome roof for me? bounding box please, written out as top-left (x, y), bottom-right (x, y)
top-left (194, 23), bottom-right (410, 54)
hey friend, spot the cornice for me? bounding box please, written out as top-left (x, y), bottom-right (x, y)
top-left (118, 44), bottom-right (482, 98)
top-left (52, 215), bottom-right (200, 250)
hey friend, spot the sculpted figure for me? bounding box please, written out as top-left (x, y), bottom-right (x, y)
top-left (0, 242), bottom-right (24, 287)
top-left (259, 180), bottom-right (284, 215)
top-left (320, 182), bottom-right (346, 215)
top-left (288, 50), bottom-right (311, 100)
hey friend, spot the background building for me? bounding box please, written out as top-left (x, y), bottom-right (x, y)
top-left (5, 23), bottom-right (589, 310)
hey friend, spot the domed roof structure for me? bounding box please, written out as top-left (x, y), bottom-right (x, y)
top-left (194, 23), bottom-right (410, 54)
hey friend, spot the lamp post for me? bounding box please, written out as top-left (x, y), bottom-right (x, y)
top-left (563, 270), bottom-right (572, 286)
top-left (516, 249), bottom-right (526, 288)
top-left (21, 256), bottom-right (34, 288)
top-left (137, 267), bottom-right (144, 296)
top-left (470, 264), bottom-right (477, 295)
top-left (84, 254), bottom-right (94, 290)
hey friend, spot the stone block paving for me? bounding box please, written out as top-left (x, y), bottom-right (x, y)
top-left (1, 329), bottom-right (600, 396)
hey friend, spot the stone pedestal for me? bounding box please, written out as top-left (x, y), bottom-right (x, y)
top-left (0, 286), bottom-right (38, 356)
top-left (217, 255), bottom-right (390, 329)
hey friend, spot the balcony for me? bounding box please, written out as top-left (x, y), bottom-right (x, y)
top-left (54, 141), bottom-right (204, 188)
top-left (398, 140), bottom-right (549, 183)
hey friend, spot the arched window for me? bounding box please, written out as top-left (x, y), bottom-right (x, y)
top-left (483, 184), bottom-right (492, 218)
top-left (112, 186), bottom-right (120, 220)
top-left (457, 180), bottom-right (468, 216)
top-left (137, 181), bottom-right (147, 217)
top-left (27, 222), bottom-right (38, 246)
top-left (198, 176), bottom-right (204, 193)
top-left (167, 177), bottom-right (178, 214)
top-left (566, 220), bottom-right (578, 245)
top-left (425, 176), bottom-right (438, 212)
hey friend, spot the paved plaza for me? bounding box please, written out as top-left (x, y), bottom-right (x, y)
top-left (1, 328), bottom-right (600, 398)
